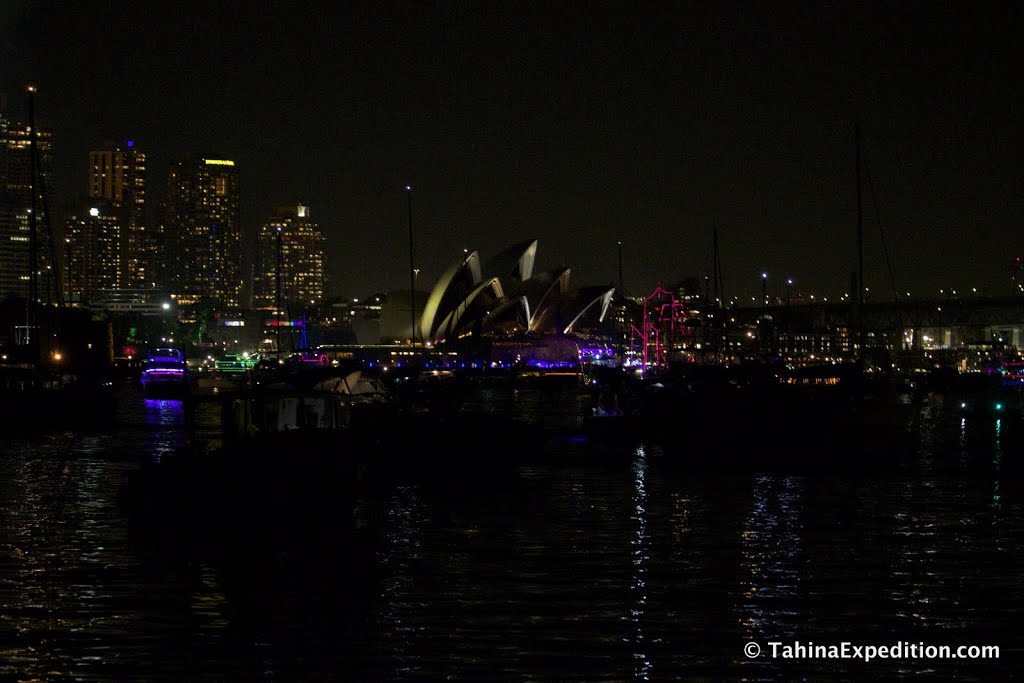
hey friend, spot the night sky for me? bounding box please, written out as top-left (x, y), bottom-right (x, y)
top-left (3, 2), bottom-right (1022, 302)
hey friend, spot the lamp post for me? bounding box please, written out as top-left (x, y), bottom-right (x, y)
top-left (617, 240), bottom-right (624, 295)
top-left (406, 185), bottom-right (416, 346)
top-left (785, 278), bottom-right (794, 354)
top-left (761, 272), bottom-right (768, 310)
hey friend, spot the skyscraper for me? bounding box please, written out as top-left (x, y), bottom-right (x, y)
top-left (164, 158), bottom-right (241, 308)
top-left (253, 205), bottom-right (326, 311)
top-left (0, 110), bottom-right (55, 300)
top-left (87, 142), bottom-right (150, 287)
top-left (64, 201), bottom-right (121, 302)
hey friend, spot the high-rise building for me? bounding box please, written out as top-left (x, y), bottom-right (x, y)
top-left (253, 205), bottom-right (326, 310)
top-left (164, 158), bottom-right (241, 308)
top-left (64, 201), bottom-right (121, 302)
top-left (0, 111), bottom-right (55, 300)
top-left (87, 142), bottom-right (151, 287)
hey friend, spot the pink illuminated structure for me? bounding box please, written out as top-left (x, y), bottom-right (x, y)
top-left (630, 284), bottom-right (690, 372)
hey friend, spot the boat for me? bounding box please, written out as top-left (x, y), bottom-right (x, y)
top-left (140, 347), bottom-right (189, 397)
top-left (0, 359), bottom-right (116, 428)
top-left (213, 351), bottom-right (260, 374)
top-left (190, 352), bottom-right (259, 395)
top-left (118, 369), bottom-right (399, 536)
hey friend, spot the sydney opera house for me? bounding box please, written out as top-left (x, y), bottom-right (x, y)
top-left (364, 240), bottom-right (616, 359)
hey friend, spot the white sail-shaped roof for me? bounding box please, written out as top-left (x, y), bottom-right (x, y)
top-left (430, 277), bottom-right (505, 344)
top-left (419, 250), bottom-right (482, 343)
top-left (563, 287), bottom-right (615, 334)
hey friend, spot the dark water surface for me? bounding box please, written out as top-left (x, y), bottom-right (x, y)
top-left (2, 381), bottom-right (1023, 680)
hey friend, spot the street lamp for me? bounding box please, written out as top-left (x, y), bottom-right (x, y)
top-left (406, 185), bottom-right (416, 346)
top-left (617, 240), bottom-right (624, 295)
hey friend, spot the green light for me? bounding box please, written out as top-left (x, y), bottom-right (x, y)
top-left (995, 403), bottom-right (1004, 411)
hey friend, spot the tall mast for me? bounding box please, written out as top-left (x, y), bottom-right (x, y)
top-left (275, 225), bottom-right (282, 355)
top-left (712, 226), bottom-right (721, 309)
top-left (855, 123), bottom-right (865, 361)
top-left (27, 86), bottom-right (38, 342)
top-left (715, 227), bottom-right (725, 308)
top-left (712, 225), bottom-right (727, 361)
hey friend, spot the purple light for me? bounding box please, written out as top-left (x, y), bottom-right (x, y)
top-left (143, 398), bottom-right (185, 427)
top-left (141, 366), bottom-right (186, 384)
top-left (526, 359), bottom-right (577, 369)
top-left (147, 355), bottom-right (184, 363)
top-left (127, 140), bottom-right (134, 148)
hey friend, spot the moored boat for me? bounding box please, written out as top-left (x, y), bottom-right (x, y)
top-left (118, 379), bottom-right (396, 538)
top-left (140, 347), bottom-right (189, 397)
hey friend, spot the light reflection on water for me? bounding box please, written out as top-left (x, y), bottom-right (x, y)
top-left (142, 398), bottom-right (185, 427)
top-left (740, 474), bottom-right (804, 642)
top-left (379, 485), bottom-right (429, 675)
top-left (142, 398), bottom-right (186, 463)
top-left (1, 382), bottom-right (1022, 679)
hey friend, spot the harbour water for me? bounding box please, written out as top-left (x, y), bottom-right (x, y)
top-left (1, 380), bottom-right (1022, 679)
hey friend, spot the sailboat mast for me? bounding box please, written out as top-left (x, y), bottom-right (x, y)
top-left (717, 230), bottom-right (725, 307)
top-left (712, 226), bottom-right (721, 308)
top-left (27, 86), bottom-right (39, 340)
top-left (855, 123), bottom-right (865, 360)
top-left (276, 225), bottom-right (283, 355)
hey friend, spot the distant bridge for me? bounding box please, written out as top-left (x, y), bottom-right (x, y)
top-left (724, 296), bottom-right (1024, 349)
top-left (732, 296), bottom-right (1024, 329)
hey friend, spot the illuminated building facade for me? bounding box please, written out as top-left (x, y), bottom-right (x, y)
top-left (253, 205), bottom-right (326, 310)
top-left (164, 158), bottom-right (241, 308)
top-left (64, 201), bottom-right (121, 301)
top-left (378, 240), bottom-right (615, 345)
top-left (0, 113), bottom-right (55, 299)
top-left (87, 143), bottom-right (151, 287)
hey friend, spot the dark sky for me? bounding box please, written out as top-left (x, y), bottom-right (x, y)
top-left (3, 1), bottom-right (1022, 302)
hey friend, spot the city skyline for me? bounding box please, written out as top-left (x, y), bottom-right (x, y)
top-left (2, 3), bottom-right (1022, 301)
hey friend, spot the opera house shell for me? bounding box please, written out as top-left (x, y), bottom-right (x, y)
top-left (377, 240), bottom-right (615, 347)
